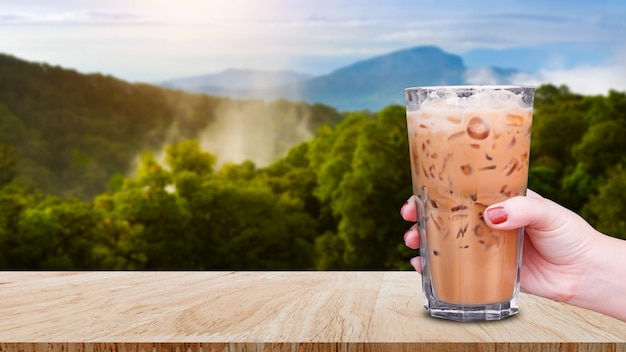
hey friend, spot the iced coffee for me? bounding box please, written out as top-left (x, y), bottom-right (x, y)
top-left (404, 86), bottom-right (534, 321)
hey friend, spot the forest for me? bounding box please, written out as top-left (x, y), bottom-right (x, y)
top-left (1, 53), bottom-right (625, 269)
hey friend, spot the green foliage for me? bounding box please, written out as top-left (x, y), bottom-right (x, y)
top-left (531, 85), bottom-right (587, 165)
top-left (0, 53), bottom-right (341, 200)
top-left (572, 120), bottom-right (626, 171)
top-left (583, 165), bottom-right (626, 239)
top-left (529, 86), bottom-right (626, 214)
top-left (1, 64), bottom-right (625, 269)
top-left (0, 181), bottom-right (106, 269)
top-left (310, 106), bottom-right (413, 269)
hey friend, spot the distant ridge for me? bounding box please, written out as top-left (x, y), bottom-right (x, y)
top-left (162, 46), bottom-right (521, 111)
top-left (162, 68), bottom-right (313, 91)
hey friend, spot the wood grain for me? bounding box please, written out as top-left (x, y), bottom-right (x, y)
top-left (0, 271), bottom-right (624, 352)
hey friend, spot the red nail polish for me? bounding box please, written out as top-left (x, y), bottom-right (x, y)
top-left (486, 206), bottom-right (508, 224)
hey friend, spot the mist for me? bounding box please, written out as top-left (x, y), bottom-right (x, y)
top-left (525, 64), bottom-right (626, 95)
top-left (128, 94), bottom-right (319, 179)
top-left (465, 50), bottom-right (626, 96)
top-left (198, 99), bottom-right (314, 168)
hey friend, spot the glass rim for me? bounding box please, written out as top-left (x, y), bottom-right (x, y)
top-left (404, 85), bottom-right (535, 92)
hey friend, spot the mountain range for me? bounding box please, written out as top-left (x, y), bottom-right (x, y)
top-left (161, 46), bottom-right (521, 111)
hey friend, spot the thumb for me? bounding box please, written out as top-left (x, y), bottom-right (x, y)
top-left (483, 194), bottom-right (577, 233)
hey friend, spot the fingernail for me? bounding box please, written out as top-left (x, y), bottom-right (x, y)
top-left (486, 206), bottom-right (508, 224)
top-left (404, 228), bottom-right (411, 241)
top-left (400, 201), bottom-right (409, 216)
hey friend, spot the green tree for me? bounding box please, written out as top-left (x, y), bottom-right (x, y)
top-left (307, 113), bottom-right (372, 268)
top-left (182, 176), bottom-right (317, 269)
top-left (175, 141), bottom-right (317, 269)
top-left (0, 182), bottom-right (36, 268)
top-left (103, 151), bottom-right (192, 269)
top-left (262, 143), bottom-right (320, 224)
top-left (15, 196), bottom-right (104, 268)
top-left (309, 106), bottom-right (413, 269)
top-left (0, 145), bottom-right (18, 188)
top-left (583, 165), bottom-right (626, 239)
top-left (0, 146), bottom-right (105, 269)
top-left (166, 140), bottom-right (216, 175)
top-left (331, 105), bottom-right (413, 269)
top-left (532, 85), bottom-right (587, 163)
top-left (94, 140), bottom-right (318, 270)
top-left (572, 120), bottom-right (626, 173)
top-left (529, 85), bottom-right (589, 209)
top-left (561, 90), bottom-right (626, 213)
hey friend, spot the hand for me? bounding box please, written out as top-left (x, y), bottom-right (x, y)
top-left (401, 190), bottom-right (626, 321)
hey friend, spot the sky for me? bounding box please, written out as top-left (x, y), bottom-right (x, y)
top-left (1, 0), bottom-right (626, 94)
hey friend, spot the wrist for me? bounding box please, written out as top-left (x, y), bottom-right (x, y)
top-left (568, 232), bottom-right (626, 322)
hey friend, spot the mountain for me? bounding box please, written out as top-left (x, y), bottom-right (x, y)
top-left (264, 46), bottom-right (468, 111)
top-left (162, 68), bottom-right (313, 92)
top-left (161, 46), bottom-right (521, 111)
top-left (0, 53), bottom-right (342, 200)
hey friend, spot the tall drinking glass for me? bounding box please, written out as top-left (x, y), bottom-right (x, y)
top-left (404, 85), bottom-right (535, 321)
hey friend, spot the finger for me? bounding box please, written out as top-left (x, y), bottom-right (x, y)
top-left (485, 194), bottom-right (598, 267)
top-left (526, 189), bottom-right (543, 199)
top-left (401, 195), bottom-right (417, 222)
top-left (484, 194), bottom-right (576, 232)
top-left (404, 223), bottom-right (420, 249)
top-left (410, 256), bottom-right (422, 273)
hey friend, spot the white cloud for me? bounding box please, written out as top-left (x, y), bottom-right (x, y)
top-left (510, 62), bottom-right (626, 95)
top-left (0, 10), bottom-right (152, 25)
top-left (463, 57), bottom-right (626, 95)
top-left (544, 65), bottom-right (626, 95)
top-left (463, 66), bottom-right (626, 96)
top-left (1, 0), bottom-right (625, 85)
top-left (463, 68), bottom-right (504, 85)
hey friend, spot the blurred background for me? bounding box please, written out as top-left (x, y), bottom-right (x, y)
top-left (0, 0), bottom-right (624, 269)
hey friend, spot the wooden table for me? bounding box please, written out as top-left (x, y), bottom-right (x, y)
top-left (0, 271), bottom-right (624, 351)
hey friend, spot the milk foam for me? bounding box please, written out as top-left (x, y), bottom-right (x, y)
top-left (409, 88), bottom-right (532, 132)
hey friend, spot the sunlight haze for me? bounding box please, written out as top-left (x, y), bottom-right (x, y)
top-left (2, 0), bottom-right (625, 94)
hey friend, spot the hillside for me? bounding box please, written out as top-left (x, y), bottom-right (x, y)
top-left (0, 53), bottom-right (342, 200)
top-left (2, 83), bottom-right (626, 270)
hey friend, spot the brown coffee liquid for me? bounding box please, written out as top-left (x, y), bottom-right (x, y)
top-left (407, 105), bottom-right (532, 305)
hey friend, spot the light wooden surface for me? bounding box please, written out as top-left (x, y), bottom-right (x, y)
top-left (0, 271), bottom-right (624, 352)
